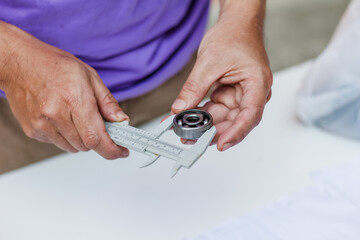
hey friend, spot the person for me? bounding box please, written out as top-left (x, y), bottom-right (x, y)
top-left (0, 0), bottom-right (272, 172)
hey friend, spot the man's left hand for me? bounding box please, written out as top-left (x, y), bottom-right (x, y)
top-left (171, 10), bottom-right (272, 151)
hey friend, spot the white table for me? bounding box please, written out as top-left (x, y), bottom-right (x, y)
top-left (1, 62), bottom-right (360, 240)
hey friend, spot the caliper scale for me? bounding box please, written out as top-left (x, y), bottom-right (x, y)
top-left (105, 110), bottom-right (216, 177)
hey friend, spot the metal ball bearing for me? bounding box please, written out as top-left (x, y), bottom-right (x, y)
top-left (173, 109), bottom-right (213, 140)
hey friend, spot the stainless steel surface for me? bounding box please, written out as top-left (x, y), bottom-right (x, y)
top-left (105, 114), bottom-right (216, 177)
top-left (173, 109), bottom-right (213, 140)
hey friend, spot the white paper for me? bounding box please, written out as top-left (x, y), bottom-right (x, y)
top-left (252, 186), bottom-right (360, 240)
top-left (189, 160), bottom-right (360, 240)
top-left (311, 160), bottom-right (360, 208)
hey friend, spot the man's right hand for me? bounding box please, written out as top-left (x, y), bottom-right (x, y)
top-left (0, 21), bottom-right (129, 159)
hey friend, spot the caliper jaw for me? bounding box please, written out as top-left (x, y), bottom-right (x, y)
top-left (170, 126), bottom-right (216, 177)
top-left (105, 113), bottom-right (216, 177)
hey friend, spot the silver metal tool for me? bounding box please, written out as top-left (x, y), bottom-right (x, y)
top-left (105, 110), bottom-right (216, 177)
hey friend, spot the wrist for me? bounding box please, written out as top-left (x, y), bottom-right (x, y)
top-left (218, 0), bottom-right (266, 36)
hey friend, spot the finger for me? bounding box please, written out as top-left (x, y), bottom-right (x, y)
top-left (38, 96), bottom-right (89, 152)
top-left (200, 101), bottom-right (230, 145)
top-left (24, 124), bottom-right (51, 144)
top-left (210, 120), bottom-right (232, 146)
top-left (90, 73), bottom-right (129, 122)
top-left (171, 58), bottom-right (222, 114)
top-left (217, 83), bottom-right (267, 151)
top-left (196, 101), bottom-right (233, 146)
top-left (218, 106), bottom-right (263, 151)
top-left (44, 124), bottom-right (78, 153)
top-left (50, 112), bottom-right (89, 152)
top-left (210, 85), bottom-right (238, 109)
top-left (180, 119), bottom-right (232, 146)
top-left (71, 89), bottom-right (129, 160)
top-left (27, 118), bottom-right (78, 152)
top-left (201, 101), bottom-right (230, 124)
top-left (267, 89), bottom-right (272, 102)
top-left (181, 139), bottom-right (197, 145)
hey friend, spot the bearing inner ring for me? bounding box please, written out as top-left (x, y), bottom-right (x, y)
top-left (183, 113), bottom-right (204, 126)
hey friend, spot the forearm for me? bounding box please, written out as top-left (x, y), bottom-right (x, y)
top-left (218, 0), bottom-right (266, 36)
top-left (0, 21), bottom-right (60, 91)
top-left (0, 21), bottom-right (14, 90)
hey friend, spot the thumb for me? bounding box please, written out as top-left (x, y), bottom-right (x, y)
top-left (92, 76), bottom-right (129, 122)
top-left (171, 61), bottom-right (215, 114)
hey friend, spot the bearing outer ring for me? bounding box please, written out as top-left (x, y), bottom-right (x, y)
top-left (173, 109), bottom-right (213, 140)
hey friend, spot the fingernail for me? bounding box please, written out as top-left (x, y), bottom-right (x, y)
top-left (184, 140), bottom-right (196, 145)
top-left (120, 150), bottom-right (129, 158)
top-left (222, 143), bottom-right (233, 151)
top-left (182, 139), bottom-right (188, 144)
top-left (172, 99), bottom-right (186, 111)
top-left (116, 111), bottom-right (128, 122)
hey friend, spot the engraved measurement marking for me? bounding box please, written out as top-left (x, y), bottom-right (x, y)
top-left (107, 125), bottom-right (182, 155)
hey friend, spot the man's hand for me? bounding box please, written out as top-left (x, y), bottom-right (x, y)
top-left (171, 0), bottom-right (272, 151)
top-left (0, 21), bottom-right (129, 159)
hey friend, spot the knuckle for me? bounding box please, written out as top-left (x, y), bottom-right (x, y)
top-left (59, 55), bottom-right (78, 68)
top-left (239, 131), bottom-right (247, 142)
top-left (77, 141), bottom-right (90, 152)
top-left (88, 67), bottom-right (100, 78)
top-left (62, 146), bottom-right (77, 153)
top-left (32, 119), bottom-right (48, 132)
top-left (83, 133), bottom-right (100, 149)
top-left (253, 107), bottom-right (264, 126)
top-left (41, 105), bottom-right (58, 120)
top-left (262, 67), bottom-right (273, 88)
top-left (63, 93), bottom-right (79, 107)
top-left (59, 56), bottom-right (89, 79)
top-left (88, 97), bottom-right (97, 107)
top-left (102, 92), bottom-right (116, 105)
top-left (63, 146), bottom-right (78, 153)
top-left (23, 127), bottom-right (37, 139)
top-left (68, 133), bottom-right (89, 151)
top-left (82, 147), bottom-right (90, 152)
top-left (267, 90), bottom-right (272, 102)
top-left (264, 67), bottom-right (273, 80)
top-left (232, 130), bottom-right (247, 145)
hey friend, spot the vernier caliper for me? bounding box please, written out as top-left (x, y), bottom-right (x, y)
top-left (105, 109), bottom-right (216, 177)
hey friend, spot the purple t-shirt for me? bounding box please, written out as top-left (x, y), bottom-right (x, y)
top-left (0, 0), bottom-right (209, 101)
